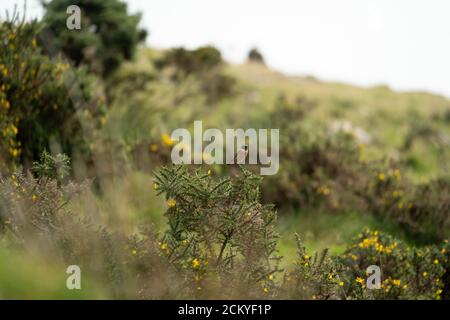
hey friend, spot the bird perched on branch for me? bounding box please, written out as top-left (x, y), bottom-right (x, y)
top-left (234, 145), bottom-right (249, 164)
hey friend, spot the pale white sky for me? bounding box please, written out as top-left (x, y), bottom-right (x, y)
top-left (2, 0), bottom-right (450, 98)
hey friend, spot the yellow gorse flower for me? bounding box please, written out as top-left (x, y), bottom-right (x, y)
top-left (192, 258), bottom-right (200, 269)
top-left (162, 133), bottom-right (174, 146)
top-left (357, 231), bottom-right (398, 254)
top-left (167, 198), bottom-right (176, 208)
top-left (316, 186), bottom-right (330, 195)
top-left (392, 279), bottom-right (401, 286)
top-left (159, 242), bottom-right (170, 255)
top-left (11, 124), bottom-right (18, 135)
top-left (150, 143), bottom-right (158, 152)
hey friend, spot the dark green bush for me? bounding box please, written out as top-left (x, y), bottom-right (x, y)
top-left (155, 46), bottom-right (223, 75)
top-left (247, 48), bottom-right (265, 64)
top-left (155, 46), bottom-right (235, 103)
top-left (42, 0), bottom-right (146, 77)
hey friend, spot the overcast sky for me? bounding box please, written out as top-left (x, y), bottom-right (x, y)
top-left (2, 0), bottom-right (450, 98)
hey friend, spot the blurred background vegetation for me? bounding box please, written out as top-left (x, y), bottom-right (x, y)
top-left (0, 0), bottom-right (449, 299)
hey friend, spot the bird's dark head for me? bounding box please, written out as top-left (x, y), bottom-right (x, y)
top-left (243, 145), bottom-right (249, 151)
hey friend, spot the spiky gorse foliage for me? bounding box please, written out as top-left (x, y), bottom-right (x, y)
top-left (343, 229), bottom-right (450, 300)
top-left (281, 234), bottom-right (347, 300)
top-left (154, 165), bottom-right (281, 298)
top-left (0, 152), bottom-right (86, 254)
top-left (0, 152), bottom-right (179, 299)
top-left (0, 14), bottom-right (105, 170)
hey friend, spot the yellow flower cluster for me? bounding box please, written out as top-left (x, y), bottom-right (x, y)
top-left (167, 198), bottom-right (177, 208)
top-left (2, 123), bottom-right (18, 136)
top-left (381, 277), bottom-right (407, 291)
top-left (0, 64), bottom-right (8, 77)
top-left (192, 258), bottom-right (200, 269)
top-left (2, 122), bottom-right (21, 158)
top-left (391, 190), bottom-right (403, 198)
top-left (150, 143), bottom-right (158, 152)
top-left (159, 242), bottom-right (170, 255)
top-left (316, 185), bottom-right (330, 195)
top-left (377, 169), bottom-right (401, 182)
top-left (55, 62), bottom-right (70, 75)
top-left (357, 230), bottom-right (398, 254)
top-left (356, 277), bottom-right (365, 286)
top-left (162, 133), bottom-right (175, 147)
top-left (0, 96), bottom-right (10, 110)
top-left (435, 289), bottom-right (443, 300)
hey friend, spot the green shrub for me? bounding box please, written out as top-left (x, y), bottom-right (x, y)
top-left (343, 229), bottom-right (449, 299)
top-left (155, 46), bottom-right (223, 75)
top-left (363, 172), bottom-right (450, 242)
top-left (154, 165), bottom-right (281, 298)
top-left (281, 234), bottom-right (346, 299)
top-left (0, 152), bottom-right (84, 249)
top-left (263, 127), bottom-right (369, 211)
top-left (42, 0), bottom-right (146, 77)
top-left (247, 48), bottom-right (265, 64)
top-left (155, 46), bottom-right (235, 103)
top-left (263, 97), bottom-right (449, 242)
top-left (0, 16), bottom-right (105, 171)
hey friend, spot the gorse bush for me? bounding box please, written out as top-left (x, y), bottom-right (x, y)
top-left (281, 234), bottom-right (347, 300)
top-left (263, 124), bottom-right (370, 211)
top-left (261, 98), bottom-right (449, 242)
top-left (0, 16), bottom-right (105, 170)
top-left (31, 150), bottom-right (71, 182)
top-left (0, 151), bottom-right (85, 252)
top-left (363, 172), bottom-right (450, 243)
top-left (343, 229), bottom-right (449, 300)
top-left (0, 151), bottom-right (179, 298)
top-left (0, 154), bottom-right (449, 299)
top-left (154, 165), bottom-right (281, 298)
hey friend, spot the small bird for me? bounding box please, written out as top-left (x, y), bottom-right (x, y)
top-left (234, 145), bottom-right (249, 164)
